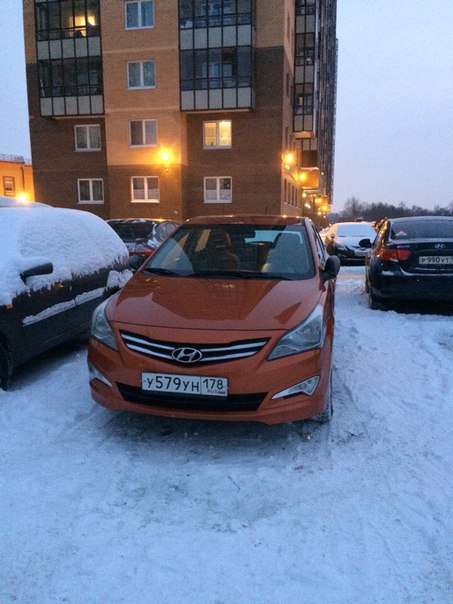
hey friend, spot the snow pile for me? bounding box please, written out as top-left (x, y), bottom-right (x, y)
top-left (0, 267), bottom-right (452, 603)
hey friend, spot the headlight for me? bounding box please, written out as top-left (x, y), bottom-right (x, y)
top-left (268, 304), bottom-right (326, 360)
top-left (90, 298), bottom-right (118, 351)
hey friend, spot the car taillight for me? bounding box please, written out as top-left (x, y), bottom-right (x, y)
top-left (379, 248), bottom-right (412, 262)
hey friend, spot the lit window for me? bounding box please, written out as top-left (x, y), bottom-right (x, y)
top-left (129, 120), bottom-right (157, 146)
top-left (203, 120), bottom-right (232, 148)
top-left (204, 177), bottom-right (232, 203)
top-left (125, 1), bottom-right (154, 29)
top-left (75, 125), bottom-right (101, 151)
top-left (131, 177), bottom-right (159, 202)
top-left (127, 61), bottom-right (156, 89)
top-left (78, 179), bottom-right (104, 204)
top-left (3, 176), bottom-right (15, 197)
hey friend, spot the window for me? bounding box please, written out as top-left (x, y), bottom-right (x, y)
top-left (131, 176), bottom-right (159, 202)
top-left (3, 176), bottom-right (15, 197)
top-left (35, 0), bottom-right (100, 41)
top-left (203, 121), bottom-right (232, 148)
top-left (38, 57), bottom-right (103, 98)
top-left (127, 61), bottom-right (156, 89)
top-left (180, 0), bottom-right (252, 28)
top-left (180, 47), bottom-right (252, 92)
top-left (75, 125), bottom-right (101, 151)
top-left (204, 177), bottom-right (232, 203)
top-left (125, 1), bottom-right (154, 29)
top-left (78, 179), bottom-right (104, 204)
top-left (129, 120), bottom-right (157, 147)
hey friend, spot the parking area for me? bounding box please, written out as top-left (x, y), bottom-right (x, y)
top-left (1, 265), bottom-right (452, 603)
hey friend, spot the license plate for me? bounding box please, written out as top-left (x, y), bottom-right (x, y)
top-left (419, 256), bottom-right (453, 265)
top-left (141, 372), bottom-right (228, 398)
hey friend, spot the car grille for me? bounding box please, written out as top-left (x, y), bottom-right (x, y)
top-left (116, 383), bottom-right (265, 412)
top-left (120, 331), bottom-right (269, 364)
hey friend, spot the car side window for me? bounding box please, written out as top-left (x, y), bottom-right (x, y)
top-left (312, 225), bottom-right (328, 264)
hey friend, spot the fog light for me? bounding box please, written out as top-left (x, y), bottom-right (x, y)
top-left (88, 362), bottom-right (112, 388)
top-left (272, 376), bottom-right (320, 399)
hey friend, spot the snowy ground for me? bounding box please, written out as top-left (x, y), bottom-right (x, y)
top-left (1, 266), bottom-right (452, 604)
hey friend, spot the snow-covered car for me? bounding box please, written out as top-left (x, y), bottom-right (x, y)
top-left (362, 216), bottom-right (453, 310)
top-left (0, 195), bottom-right (50, 208)
top-left (0, 202), bottom-right (131, 389)
top-left (88, 215), bottom-right (341, 425)
top-left (323, 221), bottom-right (377, 263)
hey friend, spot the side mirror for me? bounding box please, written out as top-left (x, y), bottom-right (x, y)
top-left (322, 255), bottom-right (341, 282)
top-left (359, 238), bottom-right (372, 248)
top-left (20, 262), bottom-right (54, 281)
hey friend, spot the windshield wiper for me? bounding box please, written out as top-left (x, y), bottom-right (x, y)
top-left (142, 267), bottom-right (194, 277)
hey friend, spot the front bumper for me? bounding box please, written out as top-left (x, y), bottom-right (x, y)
top-left (333, 247), bottom-right (368, 263)
top-left (87, 329), bottom-right (333, 425)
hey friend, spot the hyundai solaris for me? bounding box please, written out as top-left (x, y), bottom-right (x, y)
top-left (88, 215), bottom-right (340, 425)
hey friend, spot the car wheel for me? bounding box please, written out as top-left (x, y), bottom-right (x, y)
top-left (312, 372), bottom-right (333, 423)
top-left (0, 342), bottom-right (13, 391)
top-left (368, 289), bottom-right (387, 311)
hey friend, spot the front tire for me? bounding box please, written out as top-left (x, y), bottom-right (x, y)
top-left (312, 372), bottom-right (333, 423)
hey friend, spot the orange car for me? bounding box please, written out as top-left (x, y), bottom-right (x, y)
top-left (88, 215), bottom-right (340, 425)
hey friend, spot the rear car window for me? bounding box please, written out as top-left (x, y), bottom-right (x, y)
top-left (390, 220), bottom-right (453, 240)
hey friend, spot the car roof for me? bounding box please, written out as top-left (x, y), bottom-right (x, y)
top-left (185, 215), bottom-right (307, 226)
top-left (330, 221), bottom-right (373, 227)
top-left (389, 216), bottom-right (453, 223)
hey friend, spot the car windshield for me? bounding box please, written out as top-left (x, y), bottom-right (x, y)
top-left (141, 224), bottom-right (315, 280)
top-left (390, 220), bottom-right (453, 240)
top-left (336, 223), bottom-right (375, 237)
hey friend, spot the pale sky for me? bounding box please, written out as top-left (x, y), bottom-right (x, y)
top-left (0, 0), bottom-right (452, 211)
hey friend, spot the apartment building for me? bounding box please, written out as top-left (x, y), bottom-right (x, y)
top-left (23, 0), bottom-right (337, 221)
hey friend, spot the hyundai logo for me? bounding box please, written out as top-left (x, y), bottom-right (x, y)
top-left (434, 243), bottom-right (446, 249)
top-left (172, 347), bottom-right (203, 363)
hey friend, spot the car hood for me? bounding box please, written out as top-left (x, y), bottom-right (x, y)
top-left (109, 273), bottom-right (322, 331)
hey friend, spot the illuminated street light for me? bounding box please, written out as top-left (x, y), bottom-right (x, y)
top-left (161, 150), bottom-right (171, 172)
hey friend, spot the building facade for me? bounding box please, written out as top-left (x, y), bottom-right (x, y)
top-left (23, 0), bottom-right (337, 221)
top-left (0, 154), bottom-right (34, 201)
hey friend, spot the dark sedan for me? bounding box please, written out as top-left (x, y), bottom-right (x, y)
top-left (361, 216), bottom-right (453, 310)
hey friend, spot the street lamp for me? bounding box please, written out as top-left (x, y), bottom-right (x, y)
top-left (161, 150), bottom-right (171, 172)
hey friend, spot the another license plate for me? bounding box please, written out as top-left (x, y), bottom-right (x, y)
top-left (141, 372), bottom-right (228, 398)
top-left (419, 256), bottom-right (453, 265)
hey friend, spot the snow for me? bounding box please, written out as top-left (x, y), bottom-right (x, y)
top-left (1, 266), bottom-right (452, 603)
top-left (0, 206), bottom-right (129, 306)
